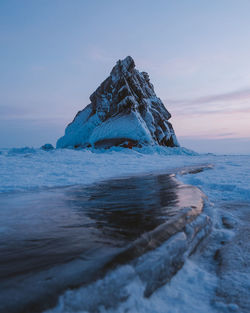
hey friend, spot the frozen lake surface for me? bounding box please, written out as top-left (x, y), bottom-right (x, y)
top-left (0, 170), bottom-right (208, 313)
top-left (0, 147), bottom-right (249, 313)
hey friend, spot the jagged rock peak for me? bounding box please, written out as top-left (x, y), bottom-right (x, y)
top-left (57, 56), bottom-right (179, 149)
top-left (110, 56), bottom-right (135, 79)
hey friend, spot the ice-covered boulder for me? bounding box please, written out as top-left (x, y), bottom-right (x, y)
top-left (40, 143), bottom-right (54, 151)
top-left (57, 56), bottom-right (179, 149)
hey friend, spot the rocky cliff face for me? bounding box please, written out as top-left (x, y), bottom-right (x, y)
top-left (57, 56), bottom-right (179, 149)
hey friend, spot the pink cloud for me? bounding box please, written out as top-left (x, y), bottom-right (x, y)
top-left (164, 87), bottom-right (250, 115)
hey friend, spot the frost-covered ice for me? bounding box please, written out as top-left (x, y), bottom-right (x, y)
top-left (0, 146), bottom-right (249, 198)
top-left (0, 146), bottom-right (250, 313)
top-left (0, 146), bottom-right (198, 193)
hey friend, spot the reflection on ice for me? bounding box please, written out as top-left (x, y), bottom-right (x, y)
top-left (0, 171), bottom-right (206, 313)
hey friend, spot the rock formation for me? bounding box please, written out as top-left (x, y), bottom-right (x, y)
top-left (40, 143), bottom-right (54, 151)
top-left (57, 56), bottom-right (179, 149)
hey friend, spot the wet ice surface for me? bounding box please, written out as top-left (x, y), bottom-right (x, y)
top-left (0, 171), bottom-right (205, 313)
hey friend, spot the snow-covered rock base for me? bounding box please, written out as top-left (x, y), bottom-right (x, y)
top-left (57, 56), bottom-right (179, 149)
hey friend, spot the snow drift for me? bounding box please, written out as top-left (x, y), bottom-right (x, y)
top-left (57, 56), bottom-right (179, 149)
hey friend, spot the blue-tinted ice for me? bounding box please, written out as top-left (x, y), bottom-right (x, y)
top-left (0, 171), bottom-right (206, 313)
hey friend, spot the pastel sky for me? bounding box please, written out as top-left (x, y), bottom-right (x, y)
top-left (1, 0), bottom-right (250, 153)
